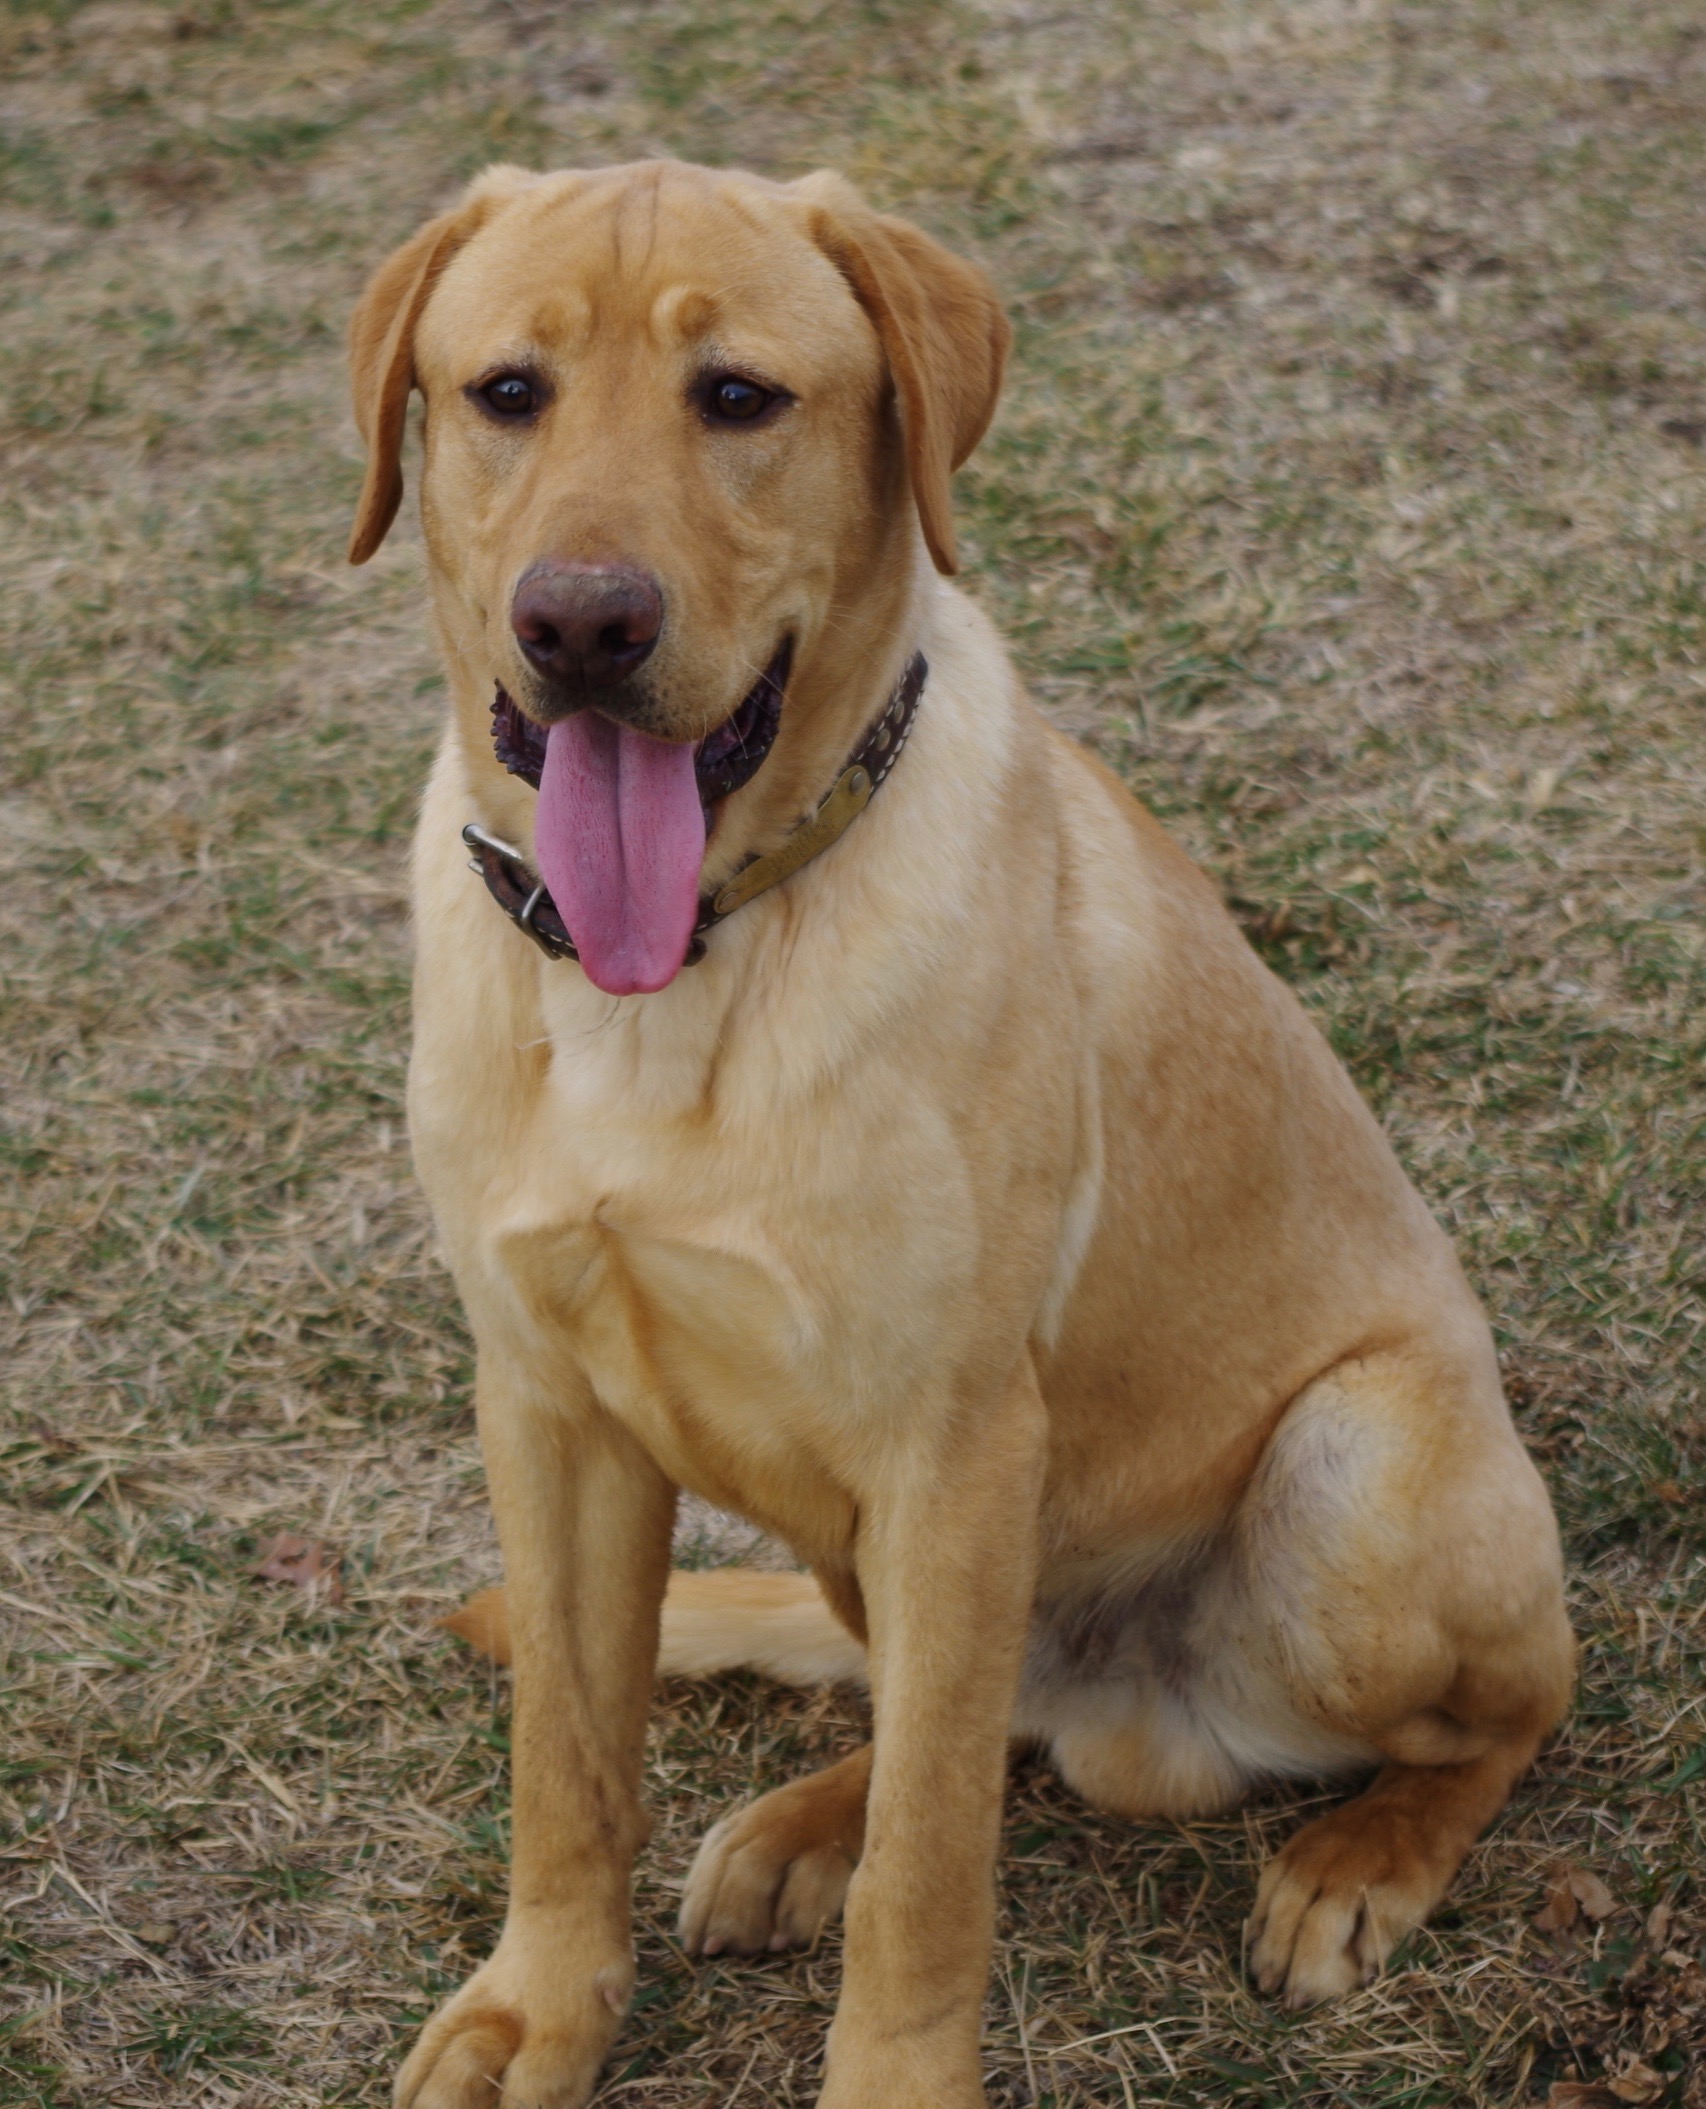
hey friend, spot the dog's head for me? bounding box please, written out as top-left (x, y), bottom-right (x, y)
top-left (346, 159), bottom-right (1007, 993)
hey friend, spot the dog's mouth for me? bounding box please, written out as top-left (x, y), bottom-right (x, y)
top-left (490, 638), bottom-right (792, 818)
top-left (487, 640), bottom-right (792, 998)
top-left (689, 638), bottom-right (792, 810)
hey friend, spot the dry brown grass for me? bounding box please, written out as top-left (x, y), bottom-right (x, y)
top-left (1, 1), bottom-right (1702, 2103)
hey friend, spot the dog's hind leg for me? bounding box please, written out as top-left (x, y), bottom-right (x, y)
top-left (674, 1593), bottom-right (1262, 1959)
top-left (1232, 1342), bottom-right (1573, 2004)
top-left (445, 1565), bottom-right (875, 1962)
top-left (679, 1743), bottom-right (872, 1956)
top-left (672, 1564), bottom-right (876, 1957)
top-left (1247, 1734), bottom-right (1547, 2004)
top-left (1008, 1339), bottom-right (1571, 2007)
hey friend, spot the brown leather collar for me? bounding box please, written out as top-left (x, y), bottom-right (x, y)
top-left (462, 651), bottom-right (927, 969)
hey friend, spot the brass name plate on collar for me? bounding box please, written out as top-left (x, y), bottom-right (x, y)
top-left (712, 765), bottom-right (874, 919)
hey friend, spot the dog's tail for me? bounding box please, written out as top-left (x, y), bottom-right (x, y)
top-left (440, 1569), bottom-right (869, 1689)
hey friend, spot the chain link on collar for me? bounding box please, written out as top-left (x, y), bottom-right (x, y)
top-left (461, 651), bottom-right (928, 970)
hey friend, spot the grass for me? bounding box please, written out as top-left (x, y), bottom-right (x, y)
top-left (1, 0), bottom-right (1702, 2103)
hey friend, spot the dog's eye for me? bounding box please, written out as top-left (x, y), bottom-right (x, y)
top-left (478, 373), bottom-right (540, 419)
top-left (704, 374), bottom-right (775, 423)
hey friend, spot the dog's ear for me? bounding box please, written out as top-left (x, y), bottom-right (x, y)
top-left (346, 167), bottom-right (535, 565)
top-left (795, 173), bottom-right (1009, 575)
top-left (346, 207), bottom-right (474, 564)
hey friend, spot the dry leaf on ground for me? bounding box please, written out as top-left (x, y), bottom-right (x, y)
top-left (1547, 2054), bottom-right (1667, 2102)
top-left (1534, 1864), bottom-right (1617, 1933)
top-left (1608, 2065), bottom-right (1668, 2105)
top-left (1568, 1868), bottom-right (1617, 1920)
top-left (252, 1531), bottom-right (344, 1606)
top-left (1535, 1872), bottom-right (1580, 1934)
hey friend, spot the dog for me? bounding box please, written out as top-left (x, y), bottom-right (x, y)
top-left (346, 158), bottom-right (1573, 2109)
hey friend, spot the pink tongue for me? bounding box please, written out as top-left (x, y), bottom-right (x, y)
top-left (533, 713), bottom-right (706, 995)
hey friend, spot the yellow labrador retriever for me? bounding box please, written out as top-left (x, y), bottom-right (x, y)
top-left (347, 159), bottom-right (1572, 2109)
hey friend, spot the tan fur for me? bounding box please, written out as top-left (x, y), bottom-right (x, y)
top-left (348, 159), bottom-right (1573, 2109)
top-left (443, 1570), bottom-right (868, 1688)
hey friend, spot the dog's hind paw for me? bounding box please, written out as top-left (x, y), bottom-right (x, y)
top-left (678, 1751), bottom-right (868, 1957)
top-left (1246, 1799), bottom-right (1438, 2006)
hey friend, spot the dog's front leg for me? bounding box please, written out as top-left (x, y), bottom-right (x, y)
top-left (822, 1356), bottom-right (1046, 2109)
top-left (395, 1356), bottom-right (675, 2109)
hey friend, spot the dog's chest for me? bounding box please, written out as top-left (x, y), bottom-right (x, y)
top-left (495, 1205), bottom-right (816, 1493)
top-left (447, 1044), bottom-right (981, 1524)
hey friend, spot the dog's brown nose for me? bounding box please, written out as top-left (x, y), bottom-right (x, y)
top-left (510, 561), bottom-right (663, 695)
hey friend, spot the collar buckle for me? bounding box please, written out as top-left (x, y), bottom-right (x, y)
top-left (461, 823), bottom-right (580, 962)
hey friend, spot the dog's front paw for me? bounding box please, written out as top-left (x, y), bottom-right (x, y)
top-left (818, 2015), bottom-right (989, 2109)
top-left (394, 1919), bottom-right (629, 2109)
top-left (678, 1778), bottom-right (859, 1957)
